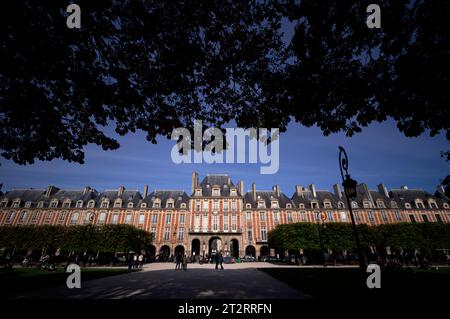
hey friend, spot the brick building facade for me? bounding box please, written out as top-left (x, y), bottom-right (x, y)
top-left (1, 173), bottom-right (449, 258)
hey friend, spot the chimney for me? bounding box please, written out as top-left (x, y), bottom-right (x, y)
top-left (83, 186), bottom-right (91, 195)
top-left (45, 185), bottom-right (59, 197)
top-left (400, 185), bottom-right (408, 190)
top-left (237, 181), bottom-right (244, 196)
top-left (295, 185), bottom-right (303, 197)
top-left (191, 172), bottom-right (199, 193)
top-left (252, 182), bottom-right (256, 201)
top-left (143, 185), bottom-right (149, 198)
top-left (377, 184), bottom-right (389, 198)
top-left (333, 184), bottom-right (342, 198)
top-left (118, 186), bottom-right (125, 196)
top-left (308, 184), bottom-right (317, 198)
top-left (273, 185), bottom-right (280, 197)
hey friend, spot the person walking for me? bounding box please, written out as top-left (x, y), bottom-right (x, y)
top-left (219, 252), bottom-right (224, 270)
top-left (182, 254), bottom-right (187, 271)
top-left (175, 254), bottom-right (181, 270)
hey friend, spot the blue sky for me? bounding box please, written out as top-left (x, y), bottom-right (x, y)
top-left (0, 119), bottom-right (448, 195)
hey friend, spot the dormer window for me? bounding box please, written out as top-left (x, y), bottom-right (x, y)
top-left (114, 199), bottom-right (122, 208)
top-left (127, 202), bottom-right (134, 208)
top-left (0, 200), bottom-right (8, 208)
top-left (323, 201), bottom-right (332, 209)
top-left (271, 201), bottom-right (279, 209)
top-left (49, 199), bottom-right (58, 208)
top-left (390, 200), bottom-right (398, 208)
top-left (180, 203), bottom-right (186, 209)
top-left (166, 200), bottom-right (174, 209)
top-left (443, 203), bottom-right (449, 209)
top-left (376, 201), bottom-right (385, 208)
top-left (76, 200), bottom-right (83, 208)
top-left (212, 188), bottom-right (220, 196)
top-left (140, 203), bottom-right (147, 208)
top-left (25, 201), bottom-right (32, 208)
top-left (363, 201), bottom-right (372, 208)
top-left (62, 200), bottom-right (71, 209)
top-left (299, 203), bottom-right (305, 209)
top-left (12, 200), bottom-right (21, 208)
top-left (287, 203), bottom-right (292, 209)
top-left (101, 199), bottom-right (109, 209)
top-left (337, 202), bottom-right (344, 209)
top-left (153, 200), bottom-right (161, 208)
top-left (195, 189), bottom-right (202, 196)
top-left (87, 200), bottom-right (95, 208)
top-left (415, 200), bottom-right (425, 209)
top-left (246, 203), bottom-right (251, 209)
top-left (405, 203), bottom-right (411, 209)
top-left (351, 201), bottom-right (358, 209)
top-left (37, 201), bottom-right (44, 209)
top-left (428, 200), bottom-right (438, 209)
top-left (230, 189), bottom-right (236, 196)
top-left (311, 201), bottom-right (319, 209)
top-left (257, 201), bottom-right (265, 209)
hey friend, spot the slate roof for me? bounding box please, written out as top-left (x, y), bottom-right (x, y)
top-left (197, 174), bottom-right (237, 196)
top-left (244, 190), bottom-right (293, 209)
top-left (142, 190), bottom-right (189, 209)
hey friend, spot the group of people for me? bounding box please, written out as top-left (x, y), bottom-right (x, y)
top-left (175, 254), bottom-right (188, 270)
top-left (127, 254), bottom-right (144, 273)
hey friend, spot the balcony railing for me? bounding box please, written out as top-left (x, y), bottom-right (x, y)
top-left (188, 227), bottom-right (242, 234)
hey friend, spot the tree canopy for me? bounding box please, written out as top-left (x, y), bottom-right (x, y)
top-left (1, 1), bottom-right (448, 180)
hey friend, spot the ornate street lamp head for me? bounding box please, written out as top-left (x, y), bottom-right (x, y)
top-left (343, 174), bottom-right (358, 199)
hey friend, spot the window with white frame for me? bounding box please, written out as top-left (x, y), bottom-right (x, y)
top-left (428, 201), bottom-right (437, 209)
top-left (259, 211), bottom-right (266, 221)
top-left (231, 213), bottom-right (237, 231)
top-left (390, 200), bottom-right (398, 208)
top-left (150, 227), bottom-right (156, 239)
top-left (166, 200), bottom-right (174, 208)
top-left (125, 214), bottom-right (132, 224)
top-left (363, 201), bottom-right (372, 208)
top-left (340, 211), bottom-right (347, 222)
top-left (299, 203), bottom-right (305, 209)
top-left (223, 201), bottom-right (229, 211)
top-left (287, 212), bottom-right (293, 222)
top-left (395, 211), bottom-right (401, 221)
top-left (87, 200), bottom-right (95, 208)
top-left (223, 213), bottom-right (229, 231)
top-left (164, 227), bottom-right (170, 241)
top-left (62, 200), bottom-right (71, 209)
top-left (194, 213), bottom-right (200, 231)
top-left (213, 199), bottom-right (219, 210)
top-left (212, 188), bottom-right (220, 196)
top-left (25, 202), bottom-right (32, 208)
top-left (0, 200), bottom-right (8, 208)
top-left (44, 212), bottom-right (52, 224)
top-left (178, 227), bottom-right (184, 240)
top-left (19, 211), bottom-right (28, 223)
top-left (202, 214), bottom-right (208, 231)
top-left (114, 199), bottom-right (122, 208)
top-left (49, 200), bottom-right (58, 208)
top-left (179, 214), bottom-right (185, 224)
top-left (415, 200), bottom-right (425, 209)
top-left (76, 200), bottom-right (83, 208)
top-left (30, 212), bottom-right (38, 224)
top-left (153, 200), bottom-right (161, 208)
top-left (381, 210), bottom-right (388, 222)
top-left (273, 211), bottom-right (279, 222)
top-left (354, 211), bottom-right (361, 222)
top-left (247, 229), bottom-right (253, 241)
top-left (101, 199), bottom-right (109, 208)
top-left (231, 189), bottom-right (236, 196)
top-left (112, 214), bottom-right (119, 224)
top-left (311, 201), bottom-right (319, 209)
top-left (151, 213), bottom-right (158, 224)
top-left (98, 212), bottom-right (106, 224)
top-left (195, 189), bottom-right (202, 196)
top-left (6, 211), bottom-right (15, 223)
top-left (257, 201), bottom-right (265, 208)
top-left (203, 200), bottom-right (209, 211)
top-left (165, 213), bottom-right (171, 224)
top-left (323, 201), bottom-right (332, 209)
top-left (213, 214), bottom-right (218, 231)
top-left (181, 203), bottom-right (186, 209)
top-left (231, 199), bottom-right (236, 211)
top-left (287, 203), bottom-right (292, 209)
top-left (246, 212), bottom-right (252, 221)
top-left (37, 201), bottom-right (44, 208)
top-left (301, 211), bottom-right (306, 221)
top-left (351, 201), bottom-right (358, 209)
top-left (443, 203), bottom-right (449, 209)
top-left (141, 203), bottom-right (147, 208)
top-left (338, 202), bottom-right (344, 208)
top-left (12, 200), bottom-right (21, 208)
top-left (368, 211), bottom-right (374, 222)
top-left (271, 201), bottom-right (279, 209)
top-left (376, 201), bottom-right (385, 208)
top-left (327, 211), bottom-right (333, 221)
top-left (127, 202), bottom-right (134, 208)
top-left (261, 226), bottom-right (267, 241)
top-left (70, 212), bottom-right (79, 224)
top-left (405, 203), bottom-right (411, 209)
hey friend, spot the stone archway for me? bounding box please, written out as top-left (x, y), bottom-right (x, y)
top-left (209, 236), bottom-right (222, 257)
top-left (159, 245), bottom-right (170, 262)
top-left (245, 245), bottom-right (256, 257)
top-left (191, 239), bottom-right (200, 257)
top-left (260, 245), bottom-right (270, 259)
top-left (230, 239), bottom-right (239, 258)
top-left (175, 245), bottom-right (185, 257)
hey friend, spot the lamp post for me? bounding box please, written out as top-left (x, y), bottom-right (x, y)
top-left (316, 211), bottom-right (327, 266)
top-left (338, 146), bottom-right (366, 274)
top-left (85, 211), bottom-right (98, 265)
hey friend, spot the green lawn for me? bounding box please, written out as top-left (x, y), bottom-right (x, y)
top-left (260, 267), bottom-right (450, 301)
top-left (0, 267), bottom-right (128, 297)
